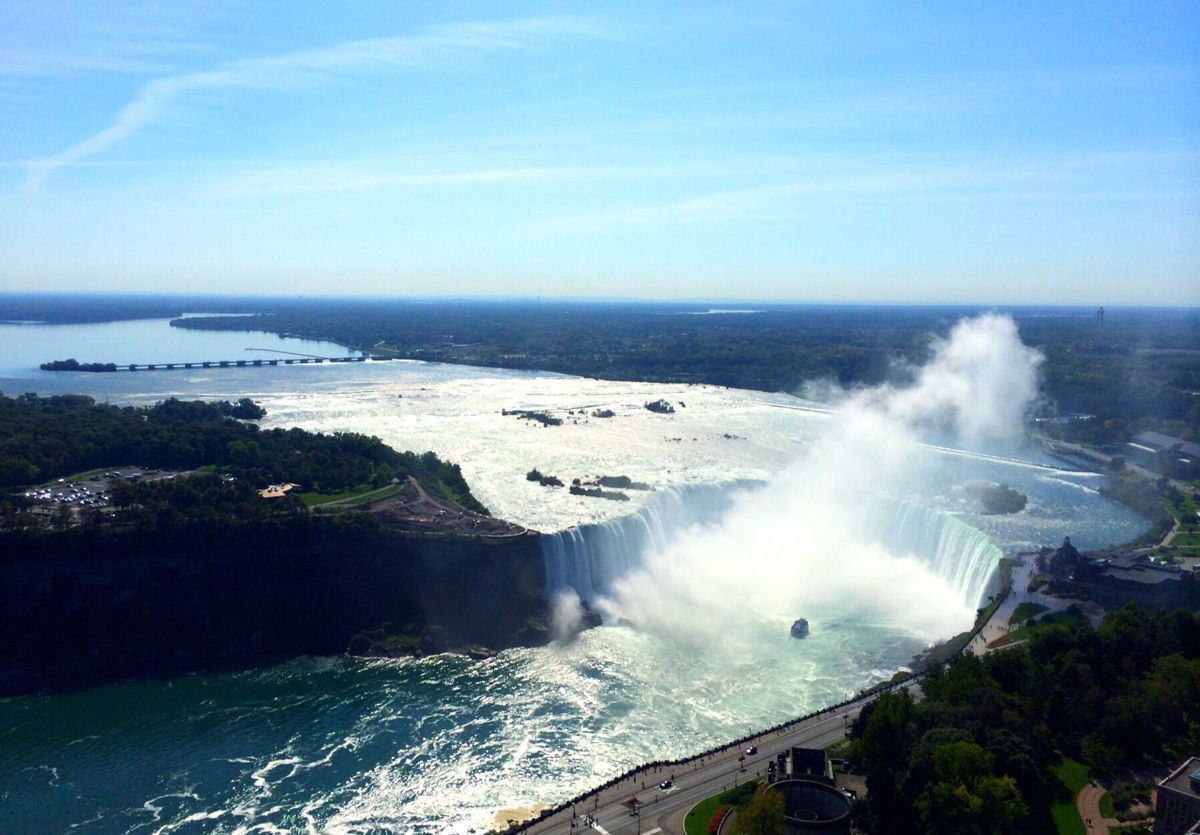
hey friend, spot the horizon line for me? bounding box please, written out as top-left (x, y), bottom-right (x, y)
top-left (1, 290), bottom-right (1196, 311)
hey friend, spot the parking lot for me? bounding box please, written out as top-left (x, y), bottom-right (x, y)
top-left (20, 467), bottom-right (185, 512)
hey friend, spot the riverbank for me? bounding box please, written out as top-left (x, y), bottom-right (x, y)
top-left (505, 678), bottom-right (920, 835)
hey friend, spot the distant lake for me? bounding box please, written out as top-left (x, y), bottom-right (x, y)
top-left (0, 318), bottom-right (359, 382)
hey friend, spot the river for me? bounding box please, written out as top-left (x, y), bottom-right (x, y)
top-left (0, 317), bottom-right (1147, 833)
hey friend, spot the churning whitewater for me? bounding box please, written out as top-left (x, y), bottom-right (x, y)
top-left (547, 315), bottom-right (1043, 645)
top-left (0, 314), bottom-right (1149, 834)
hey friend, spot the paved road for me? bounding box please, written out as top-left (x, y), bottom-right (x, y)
top-left (1044, 438), bottom-right (1193, 502)
top-left (514, 681), bottom-right (919, 835)
top-left (514, 551), bottom-right (1021, 835)
top-left (1045, 439), bottom-right (1147, 476)
top-left (515, 466), bottom-right (1104, 835)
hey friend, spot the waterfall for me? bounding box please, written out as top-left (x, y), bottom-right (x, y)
top-left (540, 482), bottom-right (746, 606)
top-left (856, 497), bottom-right (1004, 608)
top-left (541, 482), bottom-right (1003, 610)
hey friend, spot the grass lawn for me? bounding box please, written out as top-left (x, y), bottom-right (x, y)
top-left (1166, 489), bottom-right (1200, 554)
top-left (343, 483), bottom-right (401, 505)
top-left (1010, 609), bottom-right (1089, 642)
top-left (1099, 790), bottom-right (1116, 818)
top-left (683, 781), bottom-right (761, 835)
top-left (68, 467), bottom-right (110, 480)
top-left (301, 483), bottom-right (400, 507)
top-left (302, 488), bottom-right (362, 506)
top-left (684, 796), bottom-right (726, 835)
top-left (1167, 488), bottom-right (1199, 519)
top-left (1009, 602), bottom-right (1048, 624)
top-left (925, 629), bottom-right (975, 666)
top-left (1049, 758), bottom-right (1089, 835)
top-left (1172, 529), bottom-right (1200, 551)
top-left (825, 738), bottom-right (851, 759)
top-left (31, 466), bottom-right (114, 486)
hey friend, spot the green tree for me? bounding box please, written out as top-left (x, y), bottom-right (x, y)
top-left (732, 784), bottom-right (784, 835)
top-left (861, 690), bottom-right (918, 826)
top-left (915, 742), bottom-right (1026, 835)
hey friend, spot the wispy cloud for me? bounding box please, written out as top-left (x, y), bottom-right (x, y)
top-left (526, 171), bottom-right (988, 236)
top-left (24, 17), bottom-right (611, 190)
top-left (527, 152), bottom-right (1200, 237)
top-left (212, 158), bottom-right (726, 199)
top-left (1, 0), bottom-right (218, 80)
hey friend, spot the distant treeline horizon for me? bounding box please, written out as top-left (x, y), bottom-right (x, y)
top-left (4, 294), bottom-right (1197, 438)
top-left (4, 291), bottom-right (1200, 322)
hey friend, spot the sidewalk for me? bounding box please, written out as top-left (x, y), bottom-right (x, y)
top-left (1077, 783), bottom-right (1121, 834)
top-left (968, 554), bottom-right (1077, 656)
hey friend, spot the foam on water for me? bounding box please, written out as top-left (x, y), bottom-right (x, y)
top-left (0, 319), bottom-right (1151, 832)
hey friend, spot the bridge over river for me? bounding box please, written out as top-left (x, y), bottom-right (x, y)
top-left (81, 350), bottom-right (391, 371)
top-left (124, 356), bottom-right (374, 371)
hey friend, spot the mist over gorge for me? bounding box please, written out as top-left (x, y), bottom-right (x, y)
top-left (539, 314), bottom-right (1041, 647)
top-left (0, 311), bottom-right (1156, 833)
top-left (4, 1), bottom-right (1195, 828)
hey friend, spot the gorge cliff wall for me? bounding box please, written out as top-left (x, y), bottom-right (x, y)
top-left (0, 529), bottom-right (545, 695)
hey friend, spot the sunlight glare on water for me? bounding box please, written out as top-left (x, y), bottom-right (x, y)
top-left (0, 319), bottom-right (1148, 832)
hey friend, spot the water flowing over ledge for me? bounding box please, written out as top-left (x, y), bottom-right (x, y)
top-left (541, 482), bottom-right (750, 605)
top-left (541, 481), bottom-right (1003, 611)
top-left (857, 496), bottom-right (1004, 608)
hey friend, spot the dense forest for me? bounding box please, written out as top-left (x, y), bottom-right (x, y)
top-left (38, 358), bottom-right (117, 372)
top-left (2, 473), bottom-right (326, 557)
top-left (848, 605), bottom-right (1200, 834)
top-left (0, 393), bottom-right (478, 502)
top-left (165, 300), bottom-right (1199, 435)
top-left (6, 295), bottom-right (1197, 436)
top-left (0, 393), bottom-right (486, 553)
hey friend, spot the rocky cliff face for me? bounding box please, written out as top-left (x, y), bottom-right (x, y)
top-left (0, 529), bottom-right (546, 695)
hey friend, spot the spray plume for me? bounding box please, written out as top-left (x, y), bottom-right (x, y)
top-left (597, 314), bottom-right (1043, 645)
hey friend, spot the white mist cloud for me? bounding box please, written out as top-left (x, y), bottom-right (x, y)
top-left (549, 589), bottom-right (585, 643)
top-left (857, 313), bottom-right (1044, 447)
top-left (598, 313), bottom-right (1043, 645)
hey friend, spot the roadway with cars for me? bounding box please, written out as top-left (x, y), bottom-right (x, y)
top-left (514, 679), bottom-right (920, 835)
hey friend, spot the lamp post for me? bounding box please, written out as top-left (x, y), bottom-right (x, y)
top-left (622, 798), bottom-right (642, 835)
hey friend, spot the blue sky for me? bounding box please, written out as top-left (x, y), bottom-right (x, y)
top-left (2, 1), bottom-right (1197, 303)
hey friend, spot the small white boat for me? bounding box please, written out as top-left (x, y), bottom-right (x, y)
top-left (790, 618), bottom-right (809, 639)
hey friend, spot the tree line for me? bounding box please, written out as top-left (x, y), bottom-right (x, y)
top-left (0, 393), bottom-right (486, 554)
top-left (0, 393), bottom-right (481, 508)
top-left (170, 301), bottom-right (1200, 432)
top-left (7, 295), bottom-right (1196, 433)
top-left (847, 604), bottom-right (1200, 834)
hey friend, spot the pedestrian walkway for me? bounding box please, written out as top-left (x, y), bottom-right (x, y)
top-left (969, 554), bottom-right (1074, 656)
top-left (1077, 782), bottom-right (1121, 833)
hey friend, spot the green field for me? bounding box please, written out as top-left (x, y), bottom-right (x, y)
top-left (1100, 791), bottom-right (1116, 818)
top-left (1165, 489), bottom-right (1200, 556)
top-left (1049, 758), bottom-right (1089, 835)
top-left (1009, 608), bottom-right (1089, 642)
top-left (684, 796), bottom-right (727, 835)
top-left (301, 483), bottom-right (401, 507)
top-left (683, 781), bottom-right (760, 835)
top-left (1010, 602), bottom-right (1048, 624)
